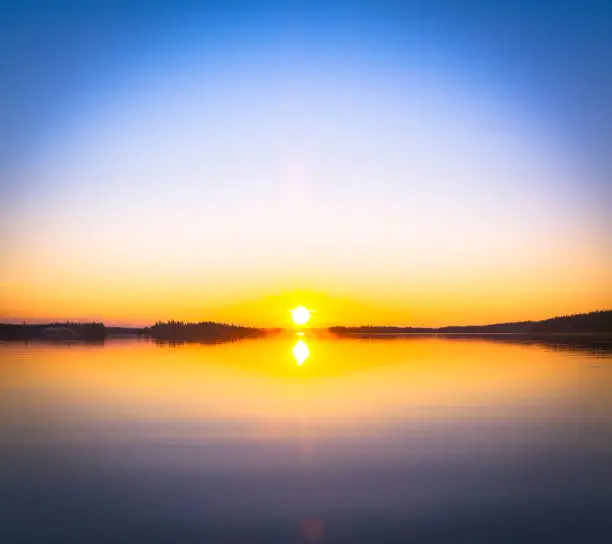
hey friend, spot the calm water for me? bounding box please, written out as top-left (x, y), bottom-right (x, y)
top-left (1, 336), bottom-right (611, 543)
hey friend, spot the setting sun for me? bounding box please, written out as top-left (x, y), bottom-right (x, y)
top-left (291, 306), bottom-right (311, 326)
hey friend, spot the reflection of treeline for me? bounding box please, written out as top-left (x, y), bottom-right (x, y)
top-left (0, 322), bottom-right (106, 341)
top-left (147, 320), bottom-right (263, 342)
top-left (437, 333), bottom-right (612, 357)
top-left (330, 310), bottom-right (612, 335)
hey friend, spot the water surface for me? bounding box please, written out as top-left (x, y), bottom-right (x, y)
top-left (1, 336), bottom-right (611, 543)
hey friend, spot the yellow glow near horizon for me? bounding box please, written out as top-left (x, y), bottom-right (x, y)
top-left (291, 306), bottom-right (311, 326)
top-left (2, 280), bottom-right (610, 328)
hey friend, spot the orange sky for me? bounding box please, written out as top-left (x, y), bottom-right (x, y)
top-left (2, 271), bottom-right (611, 327)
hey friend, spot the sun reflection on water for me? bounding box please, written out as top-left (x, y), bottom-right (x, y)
top-left (292, 339), bottom-right (310, 366)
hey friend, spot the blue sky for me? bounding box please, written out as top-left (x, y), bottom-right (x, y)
top-left (3, 1), bottom-right (611, 179)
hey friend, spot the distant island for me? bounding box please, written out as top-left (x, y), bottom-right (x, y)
top-left (1, 310), bottom-right (610, 343)
top-left (145, 320), bottom-right (265, 343)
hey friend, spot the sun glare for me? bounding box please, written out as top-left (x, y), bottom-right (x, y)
top-left (291, 306), bottom-right (311, 326)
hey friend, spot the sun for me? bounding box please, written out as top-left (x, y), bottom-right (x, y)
top-left (291, 306), bottom-right (311, 326)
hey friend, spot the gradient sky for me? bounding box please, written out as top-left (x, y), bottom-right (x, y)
top-left (2, 1), bottom-right (611, 326)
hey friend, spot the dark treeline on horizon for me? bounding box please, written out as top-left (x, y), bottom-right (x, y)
top-left (0, 320), bottom-right (270, 343)
top-left (329, 310), bottom-right (612, 335)
top-left (0, 322), bottom-right (106, 341)
top-left (147, 320), bottom-right (264, 343)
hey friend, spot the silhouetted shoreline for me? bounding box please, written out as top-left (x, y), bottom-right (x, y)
top-left (0, 322), bottom-right (107, 342)
top-left (327, 311), bottom-right (612, 356)
top-left (145, 320), bottom-right (269, 343)
top-left (1, 310), bottom-right (610, 344)
top-left (329, 310), bottom-right (612, 335)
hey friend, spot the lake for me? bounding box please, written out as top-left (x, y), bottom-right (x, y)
top-left (1, 336), bottom-right (611, 543)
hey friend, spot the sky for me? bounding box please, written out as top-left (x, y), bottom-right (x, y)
top-left (1, 0), bottom-right (611, 327)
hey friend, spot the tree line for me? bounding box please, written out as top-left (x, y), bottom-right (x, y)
top-left (330, 310), bottom-right (612, 335)
top-left (146, 320), bottom-right (263, 342)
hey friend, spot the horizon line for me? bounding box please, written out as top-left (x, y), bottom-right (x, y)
top-left (2, 308), bottom-right (610, 331)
